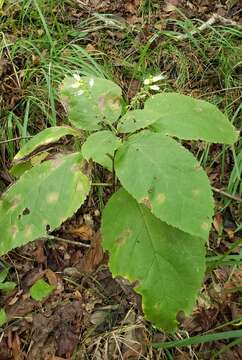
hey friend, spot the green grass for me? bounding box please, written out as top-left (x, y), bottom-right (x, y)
top-left (153, 329), bottom-right (242, 349)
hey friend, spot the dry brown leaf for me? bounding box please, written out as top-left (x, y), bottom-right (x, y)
top-left (85, 44), bottom-right (96, 53)
top-left (213, 213), bottom-right (223, 233)
top-left (21, 269), bottom-right (44, 291)
top-left (224, 266), bottom-right (242, 290)
top-left (33, 243), bottom-right (46, 264)
top-left (6, 299), bottom-right (36, 321)
top-left (0, 338), bottom-right (12, 360)
top-left (68, 223), bottom-right (93, 240)
top-left (44, 269), bottom-right (58, 287)
top-left (28, 301), bottom-right (82, 360)
top-left (164, 0), bottom-right (179, 12)
top-left (82, 231), bottom-right (104, 273)
top-left (12, 334), bottom-right (24, 360)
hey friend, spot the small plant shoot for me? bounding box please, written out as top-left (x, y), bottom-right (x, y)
top-left (0, 75), bottom-right (238, 331)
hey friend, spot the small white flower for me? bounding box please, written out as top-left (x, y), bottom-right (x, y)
top-left (73, 74), bottom-right (81, 81)
top-left (144, 78), bottom-right (152, 85)
top-left (149, 85), bottom-right (160, 91)
top-left (89, 78), bottom-right (94, 87)
top-left (152, 74), bottom-right (166, 82)
top-left (76, 89), bottom-right (84, 96)
top-left (72, 82), bottom-right (80, 89)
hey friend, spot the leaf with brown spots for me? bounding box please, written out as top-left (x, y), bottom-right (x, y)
top-left (60, 76), bottom-right (122, 131)
top-left (102, 189), bottom-right (205, 331)
top-left (0, 153), bottom-right (90, 255)
top-left (115, 131), bottom-right (214, 240)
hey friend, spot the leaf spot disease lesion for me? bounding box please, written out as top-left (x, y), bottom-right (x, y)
top-left (140, 197), bottom-right (152, 210)
top-left (192, 189), bottom-right (200, 197)
top-left (46, 192), bottom-right (59, 204)
top-left (201, 222), bottom-right (209, 231)
top-left (98, 96), bottom-right (106, 111)
top-left (24, 224), bottom-right (33, 238)
top-left (116, 229), bottom-right (132, 246)
top-left (194, 164), bottom-right (202, 172)
top-left (71, 163), bottom-right (81, 173)
top-left (22, 208), bottom-right (30, 216)
top-left (76, 182), bottom-right (84, 193)
top-left (156, 193), bottom-right (166, 204)
top-left (107, 97), bottom-right (120, 111)
top-left (10, 196), bottom-right (22, 211)
top-left (10, 225), bottom-right (19, 238)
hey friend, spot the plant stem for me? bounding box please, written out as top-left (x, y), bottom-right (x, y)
top-left (91, 182), bottom-right (112, 187)
top-left (0, 136), bottom-right (32, 145)
top-left (212, 187), bottom-right (242, 202)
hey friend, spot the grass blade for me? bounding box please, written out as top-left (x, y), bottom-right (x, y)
top-left (152, 330), bottom-right (242, 349)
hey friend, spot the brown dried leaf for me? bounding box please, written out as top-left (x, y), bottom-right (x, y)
top-left (28, 301), bottom-right (82, 360)
top-left (82, 231), bottom-right (104, 272)
top-left (21, 269), bottom-right (44, 291)
top-left (44, 269), bottom-right (58, 287)
top-left (6, 299), bottom-right (36, 320)
top-left (164, 0), bottom-right (179, 12)
top-left (68, 223), bottom-right (93, 240)
top-left (0, 338), bottom-right (12, 360)
top-left (12, 334), bottom-right (24, 360)
top-left (55, 325), bottom-right (79, 357)
top-left (213, 213), bottom-right (223, 233)
top-left (33, 243), bottom-right (46, 263)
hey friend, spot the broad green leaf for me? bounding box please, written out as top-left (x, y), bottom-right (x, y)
top-left (101, 189), bottom-right (205, 331)
top-left (0, 1), bottom-right (5, 11)
top-left (145, 93), bottom-right (238, 144)
top-left (10, 152), bottom-right (49, 178)
top-left (0, 268), bottom-right (9, 283)
top-left (115, 131), bottom-right (213, 239)
top-left (0, 153), bottom-right (90, 255)
top-left (0, 309), bottom-right (7, 326)
top-left (0, 268), bottom-right (16, 292)
top-left (60, 75), bottom-right (122, 131)
top-left (0, 282), bottom-right (16, 292)
top-left (10, 161), bottom-right (33, 178)
top-left (117, 109), bottom-right (160, 133)
top-left (82, 130), bottom-right (121, 171)
top-left (30, 279), bottom-right (54, 301)
top-left (14, 126), bottom-right (80, 161)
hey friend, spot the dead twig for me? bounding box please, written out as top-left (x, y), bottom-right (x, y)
top-left (176, 13), bottom-right (239, 41)
top-left (0, 136), bottom-right (32, 145)
top-left (212, 187), bottom-right (242, 203)
top-left (48, 235), bottom-right (90, 248)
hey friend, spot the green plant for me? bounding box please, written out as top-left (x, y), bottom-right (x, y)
top-left (30, 278), bottom-right (55, 301)
top-left (0, 267), bottom-right (16, 292)
top-left (0, 75), bottom-right (238, 331)
top-left (0, 308), bottom-right (7, 327)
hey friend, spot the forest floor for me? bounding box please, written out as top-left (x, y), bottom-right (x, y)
top-left (0, 1), bottom-right (242, 359)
